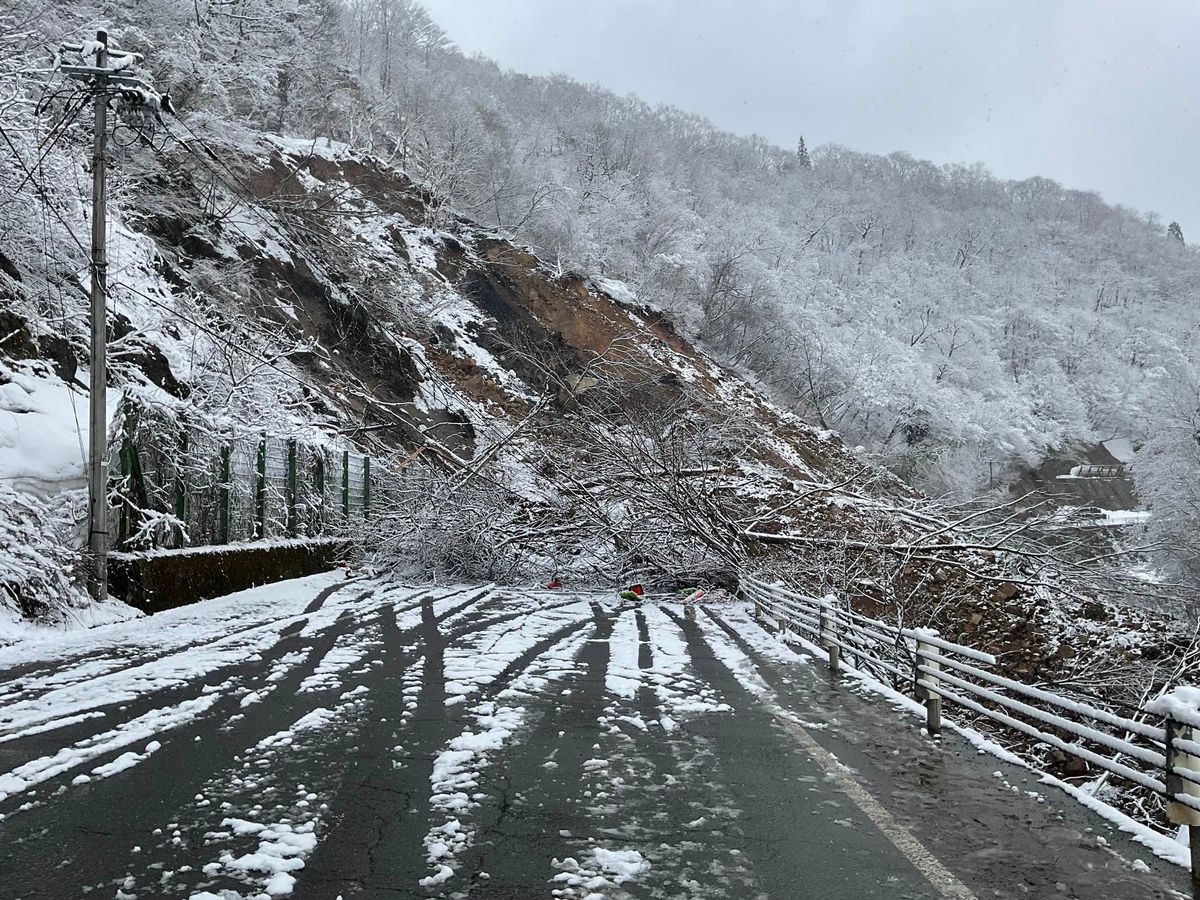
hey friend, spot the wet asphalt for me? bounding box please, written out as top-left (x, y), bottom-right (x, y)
top-left (0, 579), bottom-right (1190, 900)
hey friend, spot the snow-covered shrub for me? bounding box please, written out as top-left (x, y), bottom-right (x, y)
top-left (0, 487), bottom-right (90, 621)
top-left (362, 463), bottom-right (530, 583)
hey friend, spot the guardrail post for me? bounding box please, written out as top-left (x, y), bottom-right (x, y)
top-left (819, 598), bottom-right (840, 675)
top-left (1163, 703), bottom-right (1200, 897)
top-left (914, 629), bottom-right (942, 736)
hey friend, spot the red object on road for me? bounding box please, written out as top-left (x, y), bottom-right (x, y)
top-left (545, 577), bottom-right (563, 589)
top-left (630, 584), bottom-right (644, 596)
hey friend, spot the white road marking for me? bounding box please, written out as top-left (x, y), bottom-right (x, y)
top-left (774, 711), bottom-right (979, 900)
top-left (695, 609), bottom-right (978, 900)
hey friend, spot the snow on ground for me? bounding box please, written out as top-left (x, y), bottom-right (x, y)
top-left (691, 610), bottom-right (773, 698)
top-left (297, 628), bottom-right (374, 694)
top-left (0, 571), bottom-right (348, 669)
top-left (440, 596), bottom-right (591, 705)
top-left (0, 572), bottom-right (378, 815)
top-left (187, 704), bottom-right (344, 899)
top-left (0, 574), bottom-right (357, 740)
top-left (641, 604), bottom-right (732, 723)
top-left (0, 578), bottom-right (1185, 898)
top-left (552, 847), bottom-right (650, 896)
top-left (0, 361), bottom-right (122, 495)
top-left (0, 696), bottom-right (211, 803)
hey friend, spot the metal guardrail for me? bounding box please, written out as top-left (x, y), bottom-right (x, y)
top-left (1059, 463), bottom-right (1126, 479)
top-left (740, 574), bottom-right (1200, 893)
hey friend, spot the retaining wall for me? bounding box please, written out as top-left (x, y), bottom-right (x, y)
top-left (109, 539), bottom-right (350, 613)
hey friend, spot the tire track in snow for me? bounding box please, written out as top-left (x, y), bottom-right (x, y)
top-left (455, 601), bottom-right (743, 900)
top-left (183, 586), bottom-right (527, 899)
top-left (0, 607), bottom-right (357, 815)
top-left (434, 601), bottom-right (617, 898)
top-left (119, 586), bottom-right (482, 900)
top-left (416, 597), bottom-right (596, 891)
top-left (0, 581), bottom-right (450, 756)
top-left (0, 579), bottom-right (389, 746)
top-left (178, 597), bottom-right (421, 899)
top-left (297, 590), bottom-right (596, 896)
top-left (0, 575), bottom-right (361, 707)
top-left (554, 604), bottom-right (749, 900)
top-left (419, 623), bottom-right (594, 892)
top-left (0, 588), bottom-right (431, 899)
top-left (296, 587), bottom-right (510, 895)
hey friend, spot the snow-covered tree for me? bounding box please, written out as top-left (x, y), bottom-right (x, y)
top-left (796, 135), bottom-right (812, 169)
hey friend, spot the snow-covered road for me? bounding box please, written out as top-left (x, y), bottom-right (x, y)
top-left (0, 573), bottom-right (1187, 899)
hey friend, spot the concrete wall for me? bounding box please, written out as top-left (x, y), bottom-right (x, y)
top-left (109, 539), bottom-right (350, 613)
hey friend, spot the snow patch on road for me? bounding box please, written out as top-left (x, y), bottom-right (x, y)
top-left (640, 605), bottom-right (731, 719)
top-left (604, 609), bottom-right (641, 699)
top-left (0, 695), bottom-right (216, 803)
top-left (693, 612), bottom-right (773, 698)
top-left (256, 708), bottom-right (336, 750)
top-left (552, 847), bottom-right (650, 897)
top-left (190, 817), bottom-right (319, 898)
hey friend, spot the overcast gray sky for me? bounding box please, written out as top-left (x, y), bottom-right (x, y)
top-left (420, 0), bottom-right (1200, 235)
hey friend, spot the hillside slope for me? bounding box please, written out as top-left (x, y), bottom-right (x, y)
top-left (2, 124), bottom-right (1183, 686)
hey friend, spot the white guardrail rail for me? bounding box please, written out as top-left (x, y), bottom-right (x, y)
top-left (740, 574), bottom-right (1200, 893)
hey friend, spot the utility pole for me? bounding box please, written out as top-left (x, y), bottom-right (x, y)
top-left (60, 30), bottom-right (146, 601)
top-left (87, 30), bottom-right (110, 602)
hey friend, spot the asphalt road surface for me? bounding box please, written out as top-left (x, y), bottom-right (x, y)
top-left (0, 572), bottom-right (1190, 899)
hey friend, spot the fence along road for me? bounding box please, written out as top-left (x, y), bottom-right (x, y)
top-left (0, 575), bottom-right (1189, 898)
top-left (109, 404), bottom-right (377, 550)
top-left (742, 573), bottom-right (1200, 898)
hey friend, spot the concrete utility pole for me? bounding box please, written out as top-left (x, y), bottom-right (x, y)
top-left (60, 29), bottom-right (146, 601)
top-left (87, 30), bottom-right (110, 602)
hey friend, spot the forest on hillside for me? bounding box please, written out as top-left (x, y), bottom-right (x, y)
top-left (3, 0), bottom-right (1199, 587)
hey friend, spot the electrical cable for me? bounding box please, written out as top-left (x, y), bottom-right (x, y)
top-left (31, 90), bottom-right (88, 462)
top-left (9, 89), bottom-right (458, 472)
top-left (0, 125), bottom-right (89, 257)
top-left (158, 122), bottom-right (488, 416)
top-left (8, 91), bottom-right (91, 198)
top-left (108, 275), bottom-right (433, 459)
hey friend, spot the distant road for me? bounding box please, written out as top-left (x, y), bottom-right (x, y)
top-left (0, 575), bottom-right (1185, 898)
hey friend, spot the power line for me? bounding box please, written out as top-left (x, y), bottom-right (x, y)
top-left (5, 116), bottom-right (437, 463)
top-left (0, 125), bottom-right (89, 257)
top-left (155, 121), bottom-right (481, 415)
top-left (158, 120), bottom-right (377, 317)
top-left (9, 87), bottom-right (469, 477)
top-left (107, 275), bottom-right (448, 464)
top-left (32, 86), bottom-right (88, 466)
top-left (7, 91), bottom-right (91, 198)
